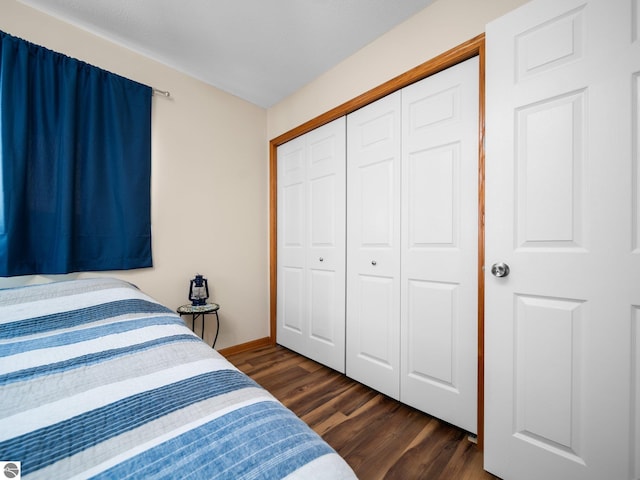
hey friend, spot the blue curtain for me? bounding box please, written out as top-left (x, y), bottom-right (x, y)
top-left (0, 31), bottom-right (152, 276)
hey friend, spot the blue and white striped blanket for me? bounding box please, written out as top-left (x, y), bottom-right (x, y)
top-left (0, 278), bottom-right (356, 479)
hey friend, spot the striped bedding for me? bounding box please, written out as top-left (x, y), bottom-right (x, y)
top-left (0, 278), bottom-right (356, 479)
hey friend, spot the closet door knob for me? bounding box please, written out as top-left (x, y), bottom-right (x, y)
top-left (319, 257), bottom-right (324, 262)
top-left (371, 260), bottom-right (377, 266)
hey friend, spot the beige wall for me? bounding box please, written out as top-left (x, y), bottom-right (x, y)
top-left (267, 0), bottom-right (529, 140)
top-left (0, 0), bottom-right (269, 349)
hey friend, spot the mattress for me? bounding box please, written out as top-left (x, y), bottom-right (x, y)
top-left (0, 277), bottom-right (356, 479)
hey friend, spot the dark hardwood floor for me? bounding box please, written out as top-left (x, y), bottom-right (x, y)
top-left (224, 344), bottom-right (500, 480)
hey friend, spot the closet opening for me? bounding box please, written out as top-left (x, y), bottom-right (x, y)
top-left (269, 34), bottom-right (486, 447)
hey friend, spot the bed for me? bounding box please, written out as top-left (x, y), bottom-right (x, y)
top-left (0, 277), bottom-right (357, 479)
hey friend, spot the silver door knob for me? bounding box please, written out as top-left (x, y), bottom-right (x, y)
top-left (371, 260), bottom-right (377, 266)
top-left (319, 257), bottom-right (324, 262)
top-left (491, 262), bottom-right (510, 277)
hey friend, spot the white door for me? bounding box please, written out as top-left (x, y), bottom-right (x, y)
top-left (400, 57), bottom-right (479, 434)
top-left (277, 117), bottom-right (346, 373)
top-left (485, 0), bottom-right (640, 478)
top-left (346, 92), bottom-right (402, 399)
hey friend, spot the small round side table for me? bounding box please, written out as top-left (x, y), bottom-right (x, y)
top-left (177, 303), bottom-right (220, 348)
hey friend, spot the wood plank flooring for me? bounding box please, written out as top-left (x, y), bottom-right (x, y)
top-left (224, 344), bottom-right (500, 480)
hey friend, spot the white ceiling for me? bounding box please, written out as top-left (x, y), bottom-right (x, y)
top-left (18, 0), bottom-right (436, 108)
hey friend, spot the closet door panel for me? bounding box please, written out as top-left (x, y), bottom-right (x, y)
top-left (406, 279), bottom-right (456, 384)
top-left (347, 92), bottom-right (401, 399)
top-left (400, 57), bottom-right (479, 433)
top-left (277, 138), bottom-right (307, 352)
top-left (308, 269), bottom-right (335, 342)
top-left (408, 145), bottom-right (456, 247)
top-left (305, 119), bottom-right (346, 372)
top-left (353, 275), bottom-right (396, 366)
top-left (280, 266), bottom-right (304, 334)
top-left (277, 118), bottom-right (346, 373)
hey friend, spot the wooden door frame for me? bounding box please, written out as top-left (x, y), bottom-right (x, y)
top-left (269, 34), bottom-right (486, 448)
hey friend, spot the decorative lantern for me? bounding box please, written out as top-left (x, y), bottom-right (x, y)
top-left (189, 274), bottom-right (209, 306)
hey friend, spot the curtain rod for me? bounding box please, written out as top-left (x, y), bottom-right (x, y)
top-left (152, 88), bottom-right (170, 98)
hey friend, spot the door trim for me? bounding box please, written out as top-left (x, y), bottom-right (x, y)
top-left (268, 33), bottom-right (486, 447)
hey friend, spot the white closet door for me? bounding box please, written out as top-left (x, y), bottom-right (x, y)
top-left (277, 117), bottom-right (346, 373)
top-left (277, 135), bottom-right (306, 356)
top-left (400, 57), bottom-right (479, 434)
top-left (346, 92), bottom-right (402, 399)
top-left (485, 0), bottom-right (639, 478)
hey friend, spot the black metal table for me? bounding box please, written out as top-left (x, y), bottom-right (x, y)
top-left (177, 303), bottom-right (220, 348)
